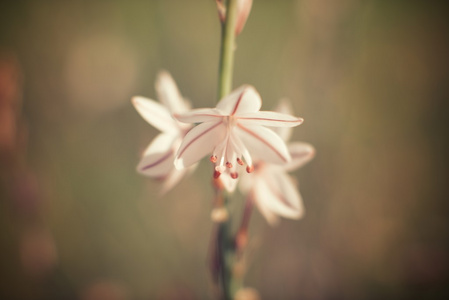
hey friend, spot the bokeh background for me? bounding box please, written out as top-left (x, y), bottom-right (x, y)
top-left (1, 0), bottom-right (448, 299)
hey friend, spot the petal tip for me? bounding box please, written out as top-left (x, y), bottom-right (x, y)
top-left (173, 158), bottom-right (185, 170)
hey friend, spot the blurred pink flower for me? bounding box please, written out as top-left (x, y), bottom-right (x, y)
top-left (239, 101), bottom-right (315, 225)
top-left (132, 71), bottom-right (194, 194)
top-left (173, 85), bottom-right (303, 187)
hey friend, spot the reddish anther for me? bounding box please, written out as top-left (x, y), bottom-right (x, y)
top-left (214, 170), bottom-right (221, 179)
top-left (246, 165), bottom-right (254, 173)
top-left (231, 172), bottom-right (238, 179)
top-left (237, 157), bottom-right (244, 165)
top-left (210, 155), bottom-right (217, 163)
top-left (226, 162), bottom-right (233, 168)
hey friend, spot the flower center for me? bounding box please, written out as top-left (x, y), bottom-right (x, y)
top-left (209, 117), bottom-right (253, 179)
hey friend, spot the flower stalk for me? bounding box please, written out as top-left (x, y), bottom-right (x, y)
top-left (217, 1), bottom-right (238, 299)
top-left (218, 0), bottom-right (238, 100)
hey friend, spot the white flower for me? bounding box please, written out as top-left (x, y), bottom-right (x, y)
top-left (173, 85), bottom-right (303, 184)
top-left (132, 71), bottom-right (194, 194)
top-left (239, 101), bottom-right (315, 225)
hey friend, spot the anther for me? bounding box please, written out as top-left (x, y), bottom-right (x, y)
top-left (237, 157), bottom-right (244, 165)
top-left (231, 172), bottom-right (238, 179)
top-left (226, 162), bottom-right (233, 168)
top-left (210, 155), bottom-right (217, 163)
top-left (246, 165), bottom-right (254, 173)
top-left (214, 170), bottom-right (221, 179)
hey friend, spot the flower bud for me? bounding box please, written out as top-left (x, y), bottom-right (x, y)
top-left (216, 0), bottom-right (226, 23)
top-left (216, 0), bottom-right (253, 36)
top-left (235, 0), bottom-right (253, 35)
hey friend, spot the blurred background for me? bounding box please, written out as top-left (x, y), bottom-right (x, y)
top-left (1, 0), bottom-right (448, 299)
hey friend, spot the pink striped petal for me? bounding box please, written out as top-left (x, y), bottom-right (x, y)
top-left (155, 71), bottom-right (191, 114)
top-left (174, 121), bottom-right (226, 169)
top-left (284, 142), bottom-right (315, 172)
top-left (254, 170), bottom-right (304, 220)
top-left (174, 108), bottom-right (223, 124)
top-left (237, 124), bottom-right (291, 164)
top-left (132, 96), bottom-right (178, 133)
top-left (216, 85), bottom-right (261, 115)
top-left (137, 133), bottom-right (177, 177)
top-left (237, 111), bottom-right (303, 127)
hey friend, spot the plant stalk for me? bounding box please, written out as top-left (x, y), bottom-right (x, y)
top-left (217, 0), bottom-right (238, 100)
top-left (216, 1), bottom-right (239, 299)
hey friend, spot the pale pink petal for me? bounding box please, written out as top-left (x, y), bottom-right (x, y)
top-left (160, 169), bottom-right (186, 195)
top-left (174, 121), bottom-right (226, 169)
top-left (272, 100), bottom-right (294, 141)
top-left (216, 85), bottom-right (261, 115)
top-left (235, 0), bottom-right (253, 35)
top-left (256, 198), bottom-right (280, 226)
top-left (284, 142), bottom-right (315, 172)
top-left (237, 111), bottom-right (303, 127)
top-left (237, 124), bottom-right (291, 164)
top-left (160, 163), bottom-right (197, 195)
top-left (238, 168), bottom-right (280, 225)
top-left (137, 133), bottom-right (177, 177)
top-left (132, 96), bottom-right (178, 133)
top-left (254, 170), bottom-right (304, 220)
top-left (155, 70), bottom-right (191, 114)
top-left (174, 108), bottom-right (223, 124)
top-left (218, 171), bottom-right (238, 193)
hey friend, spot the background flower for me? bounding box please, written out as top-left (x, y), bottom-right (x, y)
top-left (132, 71), bottom-right (194, 193)
top-left (239, 100), bottom-right (315, 225)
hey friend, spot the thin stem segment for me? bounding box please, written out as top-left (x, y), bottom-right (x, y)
top-left (217, 0), bottom-right (238, 100)
top-left (216, 1), bottom-right (239, 299)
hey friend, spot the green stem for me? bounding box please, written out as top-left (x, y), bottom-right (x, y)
top-left (216, 2), bottom-right (239, 299)
top-left (218, 0), bottom-right (237, 300)
top-left (217, 0), bottom-right (238, 100)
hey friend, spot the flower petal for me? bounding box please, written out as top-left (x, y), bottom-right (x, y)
top-left (284, 142), bottom-right (316, 172)
top-left (254, 170), bottom-right (304, 220)
top-left (237, 124), bottom-right (291, 164)
top-left (216, 85), bottom-right (261, 115)
top-left (132, 96), bottom-right (178, 133)
top-left (174, 121), bottom-right (226, 169)
top-left (256, 197), bottom-right (280, 226)
top-left (174, 108), bottom-right (223, 124)
top-left (155, 70), bottom-right (191, 114)
top-left (218, 171), bottom-right (239, 193)
top-left (237, 111), bottom-right (303, 127)
top-left (160, 163), bottom-right (197, 195)
top-left (137, 133), bottom-right (177, 177)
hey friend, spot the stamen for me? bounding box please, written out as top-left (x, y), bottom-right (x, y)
top-left (210, 155), bottom-right (217, 163)
top-left (237, 157), bottom-right (244, 165)
top-left (231, 172), bottom-right (238, 179)
top-left (226, 162), bottom-right (233, 168)
top-left (214, 170), bottom-right (221, 179)
top-left (246, 165), bottom-right (254, 173)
